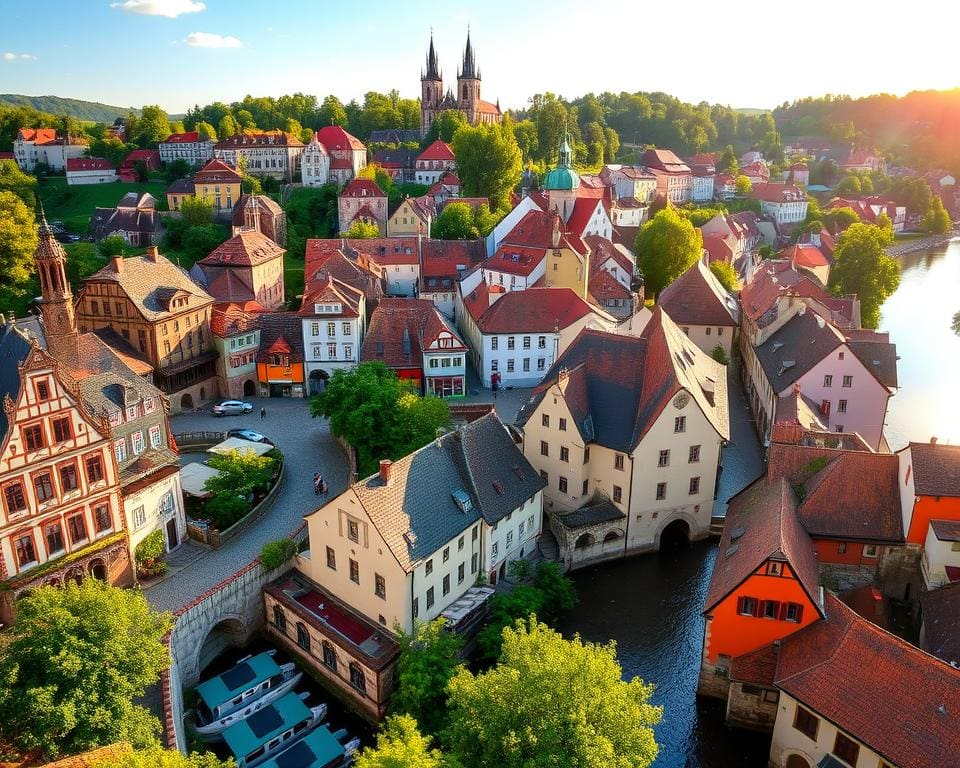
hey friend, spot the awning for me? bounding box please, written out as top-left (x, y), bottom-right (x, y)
top-left (180, 462), bottom-right (220, 497)
top-left (208, 438), bottom-right (274, 457)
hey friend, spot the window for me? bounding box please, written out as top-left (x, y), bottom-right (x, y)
top-left (522, 358), bottom-right (530, 372)
top-left (413, 598), bottom-right (419, 618)
top-left (738, 596), bottom-right (758, 616)
top-left (838, 399), bottom-right (847, 413)
top-left (45, 523), bottom-right (64, 555)
top-left (838, 542), bottom-right (847, 555)
top-left (67, 514), bottom-right (86, 544)
top-left (583, 446), bottom-right (590, 463)
top-left (131, 431), bottom-right (145, 455)
top-left (761, 600), bottom-right (779, 619)
top-left (793, 706), bottom-right (819, 740)
top-left (540, 440), bottom-right (549, 457)
top-left (149, 424), bottom-right (162, 448)
top-left (296, 623), bottom-right (310, 651)
top-left (689, 445), bottom-right (701, 463)
top-left (34, 472), bottom-right (55, 502)
top-left (658, 450), bottom-right (670, 467)
top-left (523, 336), bottom-right (531, 349)
top-left (823, 374), bottom-right (833, 387)
top-left (273, 604), bottom-right (286, 632)
top-left (559, 476), bottom-right (568, 493)
top-left (842, 375), bottom-right (853, 388)
top-left (689, 476), bottom-right (700, 495)
top-left (442, 574), bottom-right (450, 595)
top-left (4, 482), bottom-right (26, 514)
top-left (705, 327), bottom-right (711, 336)
top-left (507, 359), bottom-right (515, 372)
top-left (539, 470), bottom-right (548, 484)
top-left (838, 351), bottom-right (845, 360)
top-left (785, 603), bottom-right (803, 623)
top-left (327, 322), bottom-right (336, 337)
top-left (615, 454), bottom-right (625, 471)
top-left (490, 359), bottom-right (498, 372)
top-left (863, 544), bottom-right (878, 558)
top-left (833, 733), bottom-right (860, 765)
top-left (537, 358), bottom-right (546, 371)
top-left (835, 424), bottom-right (844, 433)
top-left (15, 534), bottom-right (36, 569)
top-left (35, 380), bottom-right (50, 401)
top-left (613, 485), bottom-right (622, 503)
top-left (52, 416), bottom-right (71, 443)
top-left (542, 414), bottom-right (550, 428)
top-left (86, 455), bottom-right (104, 483)
top-left (311, 322), bottom-right (320, 336)
top-left (349, 559), bottom-right (360, 583)
top-left (94, 505), bottom-right (112, 533)
top-left (717, 327), bottom-right (724, 337)
top-left (559, 417), bottom-right (567, 431)
top-left (560, 446), bottom-right (569, 462)
top-left (582, 479), bottom-right (589, 496)
top-left (24, 424), bottom-right (44, 452)
top-left (327, 342), bottom-right (337, 358)
top-left (375, 573), bottom-right (386, 599)
top-left (491, 337), bottom-right (498, 350)
top-left (342, 322), bottom-right (351, 335)
top-left (425, 558), bottom-right (433, 576)
top-left (458, 562), bottom-right (465, 584)
top-left (326, 546), bottom-right (336, 570)
top-left (471, 552), bottom-right (478, 573)
top-left (322, 642), bottom-right (337, 670)
top-left (492, 541), bottom-right (499, 558)
top-left (656, 482), bottom-right (666, 500)
top-left (349, 663), bottom-right (366, 693)
top-left (674, 416), bottom-right (686, 433)
top-left (538, 336), bottom-right (546, 349)
top-left (348, 519), bottom-right (359, 543)
top-left (507, 336), bottom-right (515, 350)
top-left (60, 463), bottom-right (78, 492)
top-left (426, 586), bottom-right (435, 609)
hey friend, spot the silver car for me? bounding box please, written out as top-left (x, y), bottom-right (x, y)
top-left (212, 400), bottom-right (254, 416)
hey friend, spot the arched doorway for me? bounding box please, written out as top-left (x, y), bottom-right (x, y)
top-left (199, 386), bottom-right (206, 401)
top-left (243, 379), bottom-right (256, 397)
top-left (181, 393), bottom-right (194, 410)
top-left (308, 369), bottom-right (329, 396)
top-left (602, 530), bottom-right (622, 552)
top-left (785, 755), bottom-right (812, 768)
top-left (574, 532), bottom-right (595, 549)
top-left (89, 559), bottom-right (107, 580)
top-left (66, 566), bottom-right (84, 585)
top-left (659, 518), bottom-right (691, 551)
top-left (196, 617), bottom-right (249, 675)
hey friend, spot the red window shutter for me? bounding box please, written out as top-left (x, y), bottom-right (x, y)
top-left (752, 599), bottom-right (761, 617)
top-left (794, 604), bottom-right (803, 623)
top-left (737, 596), bottom-right (746, 614)
top-left (778, 603), bottom-right (788, 620)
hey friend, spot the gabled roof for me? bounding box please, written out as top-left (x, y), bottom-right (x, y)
top-left (701, 232), bottom-right (736, 265)
top-left (703, 476), bottom-right (820, 614)
top-left (162, 131), bottom-right (202, 144)
top-left (315, 126), bottom-right (366, 153)
top-left (195, 158), bottom-right (241, 183)
top-left (587, 269), bottom-right (631, 303)
top-left (88, 206), bottom-right (157, 241)
top-left (564, 197), bottom-right (604, 237)
top-left (485, 245), bottom-right (546, 277)
top-left (845, 334), bottom-right (898, 389)
top-left (740, 259), bottom-right (834, 324)
top-left (466, 286), bottom-right (599, 334)
top-left (920, 581), bottom-right (960, 665)
top-left (658, 259), bottom-right (738, 328)
top-left (500, 209), bottom-right (560, 249)
top-left (417, 140), bottom-right (455, 163)
top-left (641, 148), bottom-right (691, 174)
top-left (750, 182), bottom-right (806, 203)
top-left (210, 301), bottom-right (264, 338)
top-left (199, 230), bottom-right (285, 268)
top-left (298, 275), bottom-right (363, 319)
top-left (256, 313), bottom-right (304, 362)
top-left (584, 235), bottom-right (634, 277)
top-left (341, 178), bottom-right (386, 199)
top-left (780, 243), bottom-right (829, 269)
top-left (902, 441), bottom-right (960, 497)
top-left (360, 298), bottom-right (464, 370)
top-left (421, 239), bottom-right (485, 280)
top-left (755, 309), bottom-right (844, 389)
top-left (347, 412), bottom-right (544, 571)
top-left (67, 157), bottom-right (114, 172)
top-left (303, 247), bottom-right (383, 306)
top-left (517, 309), bottom-right (729, 452)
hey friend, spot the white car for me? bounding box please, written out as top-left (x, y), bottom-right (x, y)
top-left (212, 400), bottom-right (254, 416)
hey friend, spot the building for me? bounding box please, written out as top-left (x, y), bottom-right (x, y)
top-left (213, 133), bottom-right (305, 182)
top-left (159, 132), bottom-right (214, 166)
top-left (301, 136), bottom-right (330, 187)
top-left (657, 259), bottom-right (739, 357)
top-left (387, 196), bottom-right (433, 238)
top-left (196, 228), bottom-right (286, 310)
top-left (840, 149), bottom-right (886, 174)
top-left (691, 169), bottom-right (715, 202)
top-left (642, 149), bottom-right (692, 203)
top-left (256, 312), bottom-right (306, 398)
top-left (13, 128), bottom-right (87, 172)
top-left (119, 149), bottom-right (160, 182)
top-left (165, 178), bottom-right (194, 212)
top-left (75, 247), bottom-right (217, 413)
top-left (372, 146), bottom-right (417, 184)
top-left (419, 31), bottom-right (502, 137)
top-left (231, 194), bottom-right (287, 246)
top-left (420, 239), bottom-right (485, 318)
top-left (193, 159), bottom-right (242, 215)
top-left (778, 243), bottom-right (831, 287)
top-left (360, 298), bottom-right (468, 397)
top-left (750, 183), bottom-right (809, 229)
top-left (88, 192), bottom-right (159, 248)
top-left (314, 126), bottom-right (367, 186)
top-left (299, 276), bottom-right (365, 394)
top-left (66, 157), bottom-right (118, 186)
top-left (303, 241), bottom-right (385, 313)
top-left (456, 279), bottom-right (616, 388)
top-left (210, 301), bottom-right (263, 400)
top-left (787, 162), bottom-right (809, 186)
top-left (338, 178), bottom-right (388, 236)
top-left (827, 196), bottom-right (907, 233)
top-left (599, 165), bottom-right (657, 205)
top-left (515, 310), bottom-right (729, 570)
top-left (415, 140), bottom-right (456, 185)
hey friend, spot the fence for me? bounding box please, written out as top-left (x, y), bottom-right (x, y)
top-left (173, 431), bottom-right (226, 448)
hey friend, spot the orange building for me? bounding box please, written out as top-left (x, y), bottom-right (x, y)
top-left (255, 313), bottom-right (305, 398)
top-left (699, 476), bottom-right (823, 705)
top-left (897, 440), bottom-right (960, 544)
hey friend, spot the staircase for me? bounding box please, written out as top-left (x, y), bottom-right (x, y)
top-left (709, 516), bottom-right (726, 538)
top-left (538, 529), bottom-right (561, 561)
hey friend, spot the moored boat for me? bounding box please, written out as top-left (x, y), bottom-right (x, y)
top-left (331, 728), bottom-right (361, 760)
top-left (259, 725), bottom-right (354, 768)
top-left (223, 690), bottom-right (327, 768)
top-left (196, 692), bottom-right (321, 743)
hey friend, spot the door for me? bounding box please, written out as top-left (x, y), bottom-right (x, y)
top-left (165, 517), bottom-right (179, 550)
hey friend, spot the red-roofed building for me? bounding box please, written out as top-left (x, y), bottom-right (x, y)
top-left (750, 183), bottom-right (809, 227)
top-left (415, 140), bottom-right (456, 185)
top-left (159, 131), bottom-right (214, 166)
top-left (14, 127), bottom-right (88, 171)
top-left (214, 132), bottom-right (305, 182)
top-left (714, 173), bottom-right (737, 200)
top-left (841, 148), bottom-right (886, 174)
top-left (740, 160), bottom-right (771, 186)
top-left (256, 312), bottom-right (306, 397)
top-left (314, 126), bottom-right (367, 185)
top-left (779, 243), bottom-right (831, 286)
top-left (198, 229), bottom-right (286, 310)
top-left (210, 301), bottom-right (265, 399)
top-left (298, 276), bottom-right (365, 392)
top-left (642, 148), bottom-right (692, 203)
top-left (658, 258), bottom-right (738, 356)
top-left (118, 149), bottom-right (160, 182)
top-left (827, 196), bottom-right (906, 232)
top-left (66, 157), bottom-right (118, 186)
top-left (338, 178), bottom-right (388, 236)
top-left (420, 239), bottom-right (485, 317)
top-left (787, 162), bottom-right (809, 186)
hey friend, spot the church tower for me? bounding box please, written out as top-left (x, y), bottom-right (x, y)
top-left (35, 207), bottom-right (79, 361)
top-left (457, 30), bottom-right (481, 125)
top-left (420, 33), bottom-right (443, 137)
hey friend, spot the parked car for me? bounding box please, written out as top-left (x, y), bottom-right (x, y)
top-left (212, 400), bottom-right (253, 416)
top-left (227, 428), bottom-right (270, 444)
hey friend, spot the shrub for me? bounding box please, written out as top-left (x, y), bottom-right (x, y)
top-left (260, 539), bottom-right (297, 570)
top-left (710, 344), bottom-right (730, 365)
top-left (98, 235), bottom-right (126, 258)
top-left (134, 530), bottom-right (165, 564)
top-left (203, 493), bottom-right (249, 530)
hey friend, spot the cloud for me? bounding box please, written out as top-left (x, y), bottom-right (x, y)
top-left (184, 31), bottom-right (242, 48)
top-left (2, 52), bottom-right (37, 61)
top-left (111, 0), bottom-right (205, 18)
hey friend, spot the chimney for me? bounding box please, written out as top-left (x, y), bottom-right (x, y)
top-left (379, 459), bottom-right (392, 484)
top-left (146, 245), bottom-right (160, 262)
top-left (931, 436), bottom-right (938, 445)
top-left (111, 256), bottom-right (123, 274)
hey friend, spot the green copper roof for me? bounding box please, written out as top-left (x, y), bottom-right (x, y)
top-left (544, 166), bottom-right (580, 190)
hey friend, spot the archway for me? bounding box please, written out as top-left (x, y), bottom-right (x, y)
top-left (243, 379), bottom-right (257, 397)
top-left (659, 518), bottom-right (691, 551)
top-left (199, 386), bottom-right (206, 401)
top-left (89, 559), bottom-right (107, 580)
top-left (181, 393), bottom-right (194, 410)
top-left (785, 755), bottom-right (813, 768)
top-left (574, 532), bottom-right (595, 549)
top-left (196, 617), bottom-right (249, 675)
top-left (66, 566), bottom-right (84, 585)
top-left (602, 530), bottom-right (622, 551)
top-left (308, 369), bottom-right (329, 396)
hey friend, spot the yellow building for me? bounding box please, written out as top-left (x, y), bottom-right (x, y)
top-left (165, 159), bottom-right (242, 217)
top-left (387, 197), bottom-right (432, 237)
top-left (543, 237), bottom-right (590, 299)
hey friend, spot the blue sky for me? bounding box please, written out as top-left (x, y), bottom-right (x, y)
top-left (1, 0), bottom-right (959, 114)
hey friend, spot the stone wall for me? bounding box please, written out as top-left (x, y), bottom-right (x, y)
top-left (725, 682), bottom-right (779, 732)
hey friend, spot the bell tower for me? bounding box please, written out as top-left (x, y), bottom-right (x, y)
top-left (35, 207), bottom-right (79, 361)
top-left (457, 29), bottom-right (481, 125)
top-left (420, 32), bottom-right (443, 137)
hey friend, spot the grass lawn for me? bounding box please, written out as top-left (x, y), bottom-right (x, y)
top-left (285, 258), bottom-right (305, 304)
top-left (38, 177), bottom-right (168, 234)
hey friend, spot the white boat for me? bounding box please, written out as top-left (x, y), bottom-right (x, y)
top-left (332, 728), bottom-right (361, 759)
top-left (224, 691), bottom-right (328, 768)
top-left (194, 651), bottom-right (302, 739)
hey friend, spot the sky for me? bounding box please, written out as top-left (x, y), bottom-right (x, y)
top-left (2, 0), bottom-right (960, 115)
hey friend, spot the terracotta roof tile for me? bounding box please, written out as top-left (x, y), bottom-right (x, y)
top-left (467, 286), bottom-right (596, 334)
top-left (67, 157), bottom-right (114, 172)
top-left (341, 178), bottom-right (386, 198)
top-left (587, 268), bottom-right (631, 302)
top-left (658, 259), bottom-right (738, 328)
top-left (315, 125), bottom-right (366, 152)
top-left (194, 158), bottom-right (242, 183)
top-left (417, 140), bottom-right (455, 163)
top-left (298, 275), bottom-right (363, 319)
top-left (199, 230), bottom-right (285, 268)
top-left (920, 581), bottom-right (960, 665)
top-left (214, 132), bottom-right (304, 149)
top-left (162, 132), bottom-right (201, 144)
top-left (360, 298), bottom-right (464, 370)
top-left (904, 441), bottom-right (960, 497)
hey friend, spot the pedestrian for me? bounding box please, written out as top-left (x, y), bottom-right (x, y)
top-left (321, 479), bottom-right (328, 496)
top-left (313, 473), bottom-right (320, 495)
top-left (260, 406), bottom-right (266, 420)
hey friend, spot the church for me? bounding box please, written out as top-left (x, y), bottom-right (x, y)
top-left (420, 31), bottom-right (502, 137)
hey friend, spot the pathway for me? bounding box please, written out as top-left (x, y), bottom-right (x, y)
top-left (713, 366), bottom-right (765, 517)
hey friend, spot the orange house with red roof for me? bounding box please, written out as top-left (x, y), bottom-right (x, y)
top-left (255, 313), bottom-right (305, 398)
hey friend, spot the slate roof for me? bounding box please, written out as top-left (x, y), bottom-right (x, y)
top-left (755, 309), bottom-right (844, 391)
top-left (556, 499), bottom-right (625, 530)
top-left (517, 309), bottom-right (729, 452)
top-left (360, 298), bottom-right (464, 370)
top-left (920, 581), bottom-right (960, 665)
top-left (905, 441), bottom-right (960, 497)
top-left (348, 412), bottom-right (545, 571)
top-left (846, 334), bottom-right (899, 389)
top-left (368, 129), bottom-right (420, 145)
top-left (199, 230), bottom-right (285, 268)
top-left (166, 178), bottom-right (194, 195)
top-left (658, 259), bottom-right (738, 328)
top-left (0, 322), bottom-right (36, 439)
top-left (256, 313), bottom-right (304, 363)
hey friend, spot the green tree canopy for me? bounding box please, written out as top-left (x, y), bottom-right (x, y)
top-left (836, 175), bottom-right (862, 196)
top-left (822, 206), bottom-right (860, 232)
top-left (179, 195), bottom-right (215, 227)
top-left (194, 121), bottom-right (217, 141)
top-left (511, 119), bottom-right (538, 164)
top-left (922, 196), bottom-right (952, 234)
top-left (355, 715), bottom-right (446, 768)
top-left (635, 207), bottom-right (703, 297)
top-left (828, 223), bottom-right (901, 329)
top-left (425, 110), bottom-right (468, 145)
top-left (205, 448), bottom-right (277, 499)
top-left (132, 105), bottom-right (171, 148)
top-left (319, 95), bottom-right (349, 127)
top-left (451, 120), bottom-right (523, 212)
top-left (472, 203), bottom-right (503, 237)
top-left (445, 619), bottom-right (661, 768)
top-left (343, 220), bottom-right (381, 239)
top-left (0, 581), bottom-right (173, 758)
top-left (734, 175), bottom-right (752, 196)
top-left (0, 189), bottom-right (39, 308)
top-left (92, 746), bottom-right (234, 768)
top-left (218, 114), bottom-right (240, 140)
top-left (709, 260), bottom-right (739, 292)
top-left (432, 202), bottom-right (479, 240)
top-left (0, 157), bottom-right (39, 207)
top-left (952, 310), bottom-right (960, 336)
top-left (717, 145), bottom-right (738, 175)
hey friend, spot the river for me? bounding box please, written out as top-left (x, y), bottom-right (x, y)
top-left (880, 238), bottom-right (960, 449)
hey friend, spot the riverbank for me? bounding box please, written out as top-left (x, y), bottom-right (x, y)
top-left (886, 230), bottom-right (958, 257)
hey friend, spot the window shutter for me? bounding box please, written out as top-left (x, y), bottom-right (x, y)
top-left (778, 602), bottom-right (788, 621)
top-left (752, 600), bottom-right (761, 617)
top-left (794, 604), bottom-right (803, 623)
top-left (737, 596), bottom-right (746, 615)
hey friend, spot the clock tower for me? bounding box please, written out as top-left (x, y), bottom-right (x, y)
top-left (35, 208), bottom-right (80, 362)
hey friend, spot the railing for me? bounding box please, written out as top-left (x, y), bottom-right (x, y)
top-left (173, 431), bottom-right (226, 448)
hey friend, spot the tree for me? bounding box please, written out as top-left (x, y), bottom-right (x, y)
top-left (634, 207), bottom-right (703, 297)
top-left (511, 119), bottom-right (538, 163)
top-left (260, 539), bottom-right (297, 570)
top-left (218, 114), bottom-right (240, 140)
top-left (319, 95), bottom-right (349, 127)
top-left (476, 586), bottom-right (545, 661)
top-left (91, 746), bottom-right (234, 768)
top-left (425, 110), bottom-right (468, 145)
top-left (194, 121), bottom-right (217, 141)
top-left (205, 448), bottom-right (277, 500)
top-left (829, 223), bottom-right (901, 329)
top-left (181, 224), bottom-right (229, 262)
top-left (343, 220), bottom-right (381, 239)
top-left (710, 260), bottom-right (738, 292)
top-left (98, 235), bottom-right (126, 258)
top-left (534, 97), bottom-right (568, 164)
top-left (710, 344), bottom-right (730, 365)
top-left (132, 105), bottom-right (171, 147)
top-left (836, 175), bottom-right (862, 196)
top-left (922, 196), bottom-right (952, 234)
top-left (445, 619), bottom-right (661, 768)
top-left (451, 120), bottom-right (522, 212)
top-left (735, 175), bottom-right (752, 196)
top-left (603, 127), bottom-right (620, 163)
top-left (355, 715), bottom-right (446, 768)
top-left (822, 206), bottom-right (860, 232)
top-left (472, 203), bottom-right (503, 237)
top-left (531, 560), bottom-right (578, 620)
top-left (179, 195), bottom-right (215, 227)
top-left (432, 202), bottom-right (479, 240)
top-left (952, 310), bottom-right (960, 336)
top-left (164, 158), bottom-right (192, 183)
top-left (0, 581), bottom-right (172, 758)
top-left (717, 145), bottom-right (738, 175)
top-left (875, 211), bottom-right (894, 241)
top-left (391, 619), bottom-right (463, 737)
top-left (0, 157), bottom-right (39, 207)
top-left (0, 189), bottom-right (38, 308)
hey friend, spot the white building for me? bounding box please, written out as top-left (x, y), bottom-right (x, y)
top-left (751, 183), bottom-right (809, 227)
top-left (485, 195), bottom-right (541, 257)
top-left (66, 157), bottom-right (118, 186)
top-left (301, 138), bottom-right (331, 187)
top-left (414, 140), bottom-right (456, 185)
top-left (214, 132), bottom-right (305, 182)
top-left (691, 173), bottom-right (716, 202)
top-left (13, 128), bottom-right (87, 172)
top-left (298, 275), bottom-right (366, 395)
top-left (158, 132), bottom-right (214, 166)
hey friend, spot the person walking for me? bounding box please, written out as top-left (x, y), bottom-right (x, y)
top-left (260, 406), bottom-right (266, 420)
top-left (313, 473), bottom-right (321, 495)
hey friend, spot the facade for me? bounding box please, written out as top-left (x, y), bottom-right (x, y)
top-left (298, 276), bottom-right (365, 394)
top-left (419, 32), bottom-right (502, 137)
top-left (231, 194), bottom-right (287, 246)
top-left (193, 159), bottom-right (242, 215)
top-left (301, 137), bottom-right (331, 187)
top-left (691, 172), bottom-right (715, 202)
top-left (314, 126), bottom-right (367, 186)
top-left (75, 247), bottom-right (217, 413)
top-left (88, 192), bottom-right (159, 248)
top-left (303, 240), bottom-right (385, 313)
top-left (516, 311), bottom-right (730, 570)
top-left (338, 179), bottom-right (388, 236)
top-left (197, 228), bottom-right (286, 310)
top-left (256, 313), bottom-right (306, 398)
top-left (158, 132), bottom-right (214, 166)
top-left (13, 128), bottom-right (87, 172)
top-left (420, 239), bottom-right (485, 318)
top-left (210, 302), bottom-right (263, 400)
top-left (751, 183), bottom-right (809, 227)
top-left (642, 149), bottom-right (692, 203)
top-left (66, 157), bottom-right (118, 186)
top-left (213, 133), bottom-right (305, 182)
top-left (657, 259), bottom-right (739, 357)
top-left (387, 196), bottom-right (432, 238)
top-left (415, 140), bottom-right (456, 185)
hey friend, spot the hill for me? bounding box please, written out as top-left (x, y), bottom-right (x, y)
top-left (0, 94), bottom-right (141, 124)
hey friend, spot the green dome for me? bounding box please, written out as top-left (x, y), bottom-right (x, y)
top-left (543, 166), bottom-right (581, 190)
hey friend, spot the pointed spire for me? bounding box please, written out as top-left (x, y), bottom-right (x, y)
top-left (423, 31), bottom-right (441, 81)
top-left (461, 28), bottom-right (477, 79)
top-left (37, 201), bottom-right (53, 236)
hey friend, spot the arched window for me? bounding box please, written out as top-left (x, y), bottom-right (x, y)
top-left (296, 622), bottom-right (310, 651)
top-left (462, 85), bottom-right (468, 100)
top-left (603, 531), bottom-right (621, 542)
top-left (349, 662), bottom-right (366, 694)
top-left (574, 533), bottom-right (595, 549)
top-left (322, 642), bottom-right (337, 671)
top-left (273, 604), bottom-right (286, 632)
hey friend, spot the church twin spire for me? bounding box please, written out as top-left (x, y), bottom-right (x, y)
top-left (421, 30), bottom-right (481, 83)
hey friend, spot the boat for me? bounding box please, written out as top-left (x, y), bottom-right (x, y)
top-left (259, 725), bottom-right (356, 768)
top-left (331, 728), bottom-right (361, 759)
top-left (196, 692), bottom-right (322, 744)
top-left (223, 690), bottom-right (328, 768)
top-left (195, 651), bottom-right (302, 738)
